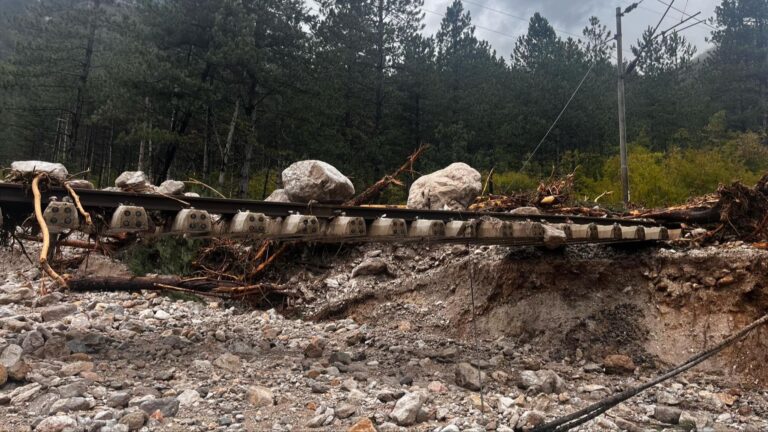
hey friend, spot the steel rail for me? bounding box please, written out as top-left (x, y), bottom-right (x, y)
top-left (0, 183), bottom-right (671, 227)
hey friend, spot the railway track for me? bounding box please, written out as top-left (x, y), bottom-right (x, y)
top-left (0, 183), bottom-right (681, 247)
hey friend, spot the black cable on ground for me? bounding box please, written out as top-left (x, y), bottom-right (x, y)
top-left (531, 313), bottom-right (768, 432)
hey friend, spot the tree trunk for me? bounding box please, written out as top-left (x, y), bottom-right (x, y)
top-left (106, 123), bottom-right (114, 183)
top-left (147, 118), bottom-right (153, 180)
top-left (373, 0), bottom-right (385, 135)
top-left (238, 108), bottom-right (258, 198)
top-left (66, 0), bottom-right (100, 164)
top-left (138, 97), bottom-right (148, 171)
top-left (219, 99), bottom-right (239, 186)
top-left (203, 104), bottom-right (211, 175)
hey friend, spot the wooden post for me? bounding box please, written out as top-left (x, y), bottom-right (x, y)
top-left (616, 7), bottom-right (629, 207)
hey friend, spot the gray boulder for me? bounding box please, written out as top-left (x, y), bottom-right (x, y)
top-left (390, 392), bottom-right (424, 426)
top-left (282, 160), bottom-right (354, 203)
top-left (407, 162), bottom-right (481, 210)
top-left (543, 224), bottom-right (567, 249)
top-left (265, 188), bottom-right (291, 202)
top-left (1, 343), bottom-right (29, 380)
top-left (65, 179), bottom-right (94, 189)
top-left (455, 362), bottom-right (485, 391)
top-left (115, 171), bottom-right (152, 192)
top-left (157, 180), bottom-right (185, 195)
top-left (34, 415), bottom-right (77, 432)
top-left (11, 161), bottom-right (68, 182)
top-left (351, 258), bottom-right (391, 278)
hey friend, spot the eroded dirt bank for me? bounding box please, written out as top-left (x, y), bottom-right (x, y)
top-left (0, 241), bottom-right (767, 431)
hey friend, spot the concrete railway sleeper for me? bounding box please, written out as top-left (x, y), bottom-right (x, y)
top-left (0, 183), bottom-right (681, 248)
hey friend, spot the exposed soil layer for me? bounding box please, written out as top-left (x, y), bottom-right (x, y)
top-left (295, 242), bottom-right (768, 386)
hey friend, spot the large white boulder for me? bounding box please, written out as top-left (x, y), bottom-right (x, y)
top-left (115, 171), bottom-right (152, 192)
top-left (10, 161), bottom-right (68, 182)
top-left (282, 160), bottom-right (354, 203)
top-left (407, 162), bottom-right (481, 210)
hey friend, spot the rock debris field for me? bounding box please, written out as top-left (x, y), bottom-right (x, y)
top-left (1, 241), bottom-right (768, 432)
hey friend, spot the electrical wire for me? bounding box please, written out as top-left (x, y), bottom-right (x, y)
top-left (462, 0), bottom-right (581, 38)
top-left (655, 0), bottom-right (717, 30)
top-left (520, 61), bottom-right (596, 171)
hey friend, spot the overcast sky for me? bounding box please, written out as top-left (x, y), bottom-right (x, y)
top-left (421, 0), bottom-right (720, 59)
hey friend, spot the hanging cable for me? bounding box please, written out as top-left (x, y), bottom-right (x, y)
top-left (520, 61), bottom-right (596, 171)
top-left (464, 240), bottom-right (485, 422)
top-left (532, 313), bottom-right (768, 432)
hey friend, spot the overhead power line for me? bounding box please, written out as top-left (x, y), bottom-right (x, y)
top-left (461, 0), bottom-right (581, 38)
top-left (520, 61), bottom-right (597, 171)
top-left (655, 0), bottom-right (717, 30)
top-left (423, 8), bottom-right (520, 40)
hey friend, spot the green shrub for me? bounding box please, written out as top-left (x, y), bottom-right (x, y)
top-left (492, 171), bottom-right (539, 194)
top-left (579, 133), bottom-right (768, 207)
top-left (123, 237), bottom-right (203, 276)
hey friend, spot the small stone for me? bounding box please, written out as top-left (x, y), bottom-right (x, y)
top-left (351, 258), bottom-right (391, 278)
top-left (246, 386), bottom-right (274, 407)
top-left (213, 353), bottom-right (242, 372)
top-left (107, 392), bottom-right (131, 408)
top-left (516, 411), bottom-right (546, 430)
top-left (22, 330), bottom-right (45, 353)
top-left (347, 417), bottom-right (377, 432)
top-left (311, 382), bottom-right (330, 394)
top-left (427, 381), bottom-right (447, 393)
top-left (0, 344), bottom-right (27, 380)
top-left (59, 361), bottom-right (94, 377)
top-left (390, 391), bottom-right (423, 426)
top-left (34, 415), bottom-right (77, 432)
top-left (139, 397), bottom-right (179, 417)
top-left (335, 403), bottom-right (357, 419)
top-left (0, 363), bottom-right (6, 386)
top-left (455, 362), bottom-right (485, 391)
top-left (603, 354), bottom-right (636, 374)
top-left (10, 382), bottom-right (42, 404)
top-left (177, 389), bottom-right (201, 407)
top-left (48, 396), bottom-right (91, 413)
top-left (509, 206), bottom-right (541, 215)
top-left (40, 304), bottom-right (77, 322)
top-left (28, 392), bottom-right (60, 416)
top-left (119, 410), bottom-right (147, 430)
top-left (653, 405), bottom-right (682, 424)
top-left (154, 310), bottom-right (171, 320)
top-left (57, 381), bottom-right (88, 398)
top-left (304, 337), bottom-right (326, 358)
top-left (330, 351), bottom-right (352, 365)
top-left (717, 275), bottom-right (735, 286)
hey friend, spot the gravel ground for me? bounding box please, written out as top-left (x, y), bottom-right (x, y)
top-left (1, 241), bottom-right (767, 432)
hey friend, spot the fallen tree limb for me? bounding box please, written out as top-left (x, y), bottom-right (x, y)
top-left (32, 174), bottom-right (68, 289)
top-left (636, 206), bottom-right (721, 223)
top-left (344, 144), bottom-right (429, 206)
top-left (64, 182), bottom-right (93, 226)
top-left (66, 275), bottom-right (295, 300)
top-left (17, 234), bottom-right (117, 254)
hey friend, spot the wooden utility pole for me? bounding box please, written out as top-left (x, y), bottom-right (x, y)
top-left (616, 7), bottom-right (629, 207)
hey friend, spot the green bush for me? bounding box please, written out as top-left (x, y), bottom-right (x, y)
top-left (123, 237), bottom-right (203, 276)
top-left (492, 171), bottom-right (539, 194)
top-left (579, 132), bottom-right (767, 207)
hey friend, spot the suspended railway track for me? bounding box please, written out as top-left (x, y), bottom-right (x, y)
top-left (0, 183), bottom-right (680, 247)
